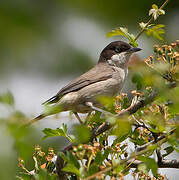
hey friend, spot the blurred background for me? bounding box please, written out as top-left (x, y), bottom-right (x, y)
top-left (0, 0), bottom-right (179, 179)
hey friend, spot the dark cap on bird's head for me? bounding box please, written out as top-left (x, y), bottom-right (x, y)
top-left (99, 41), bottom-right (142, 63)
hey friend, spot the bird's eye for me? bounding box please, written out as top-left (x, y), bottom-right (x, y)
top-left (115, 48), bottom-right (121, 53)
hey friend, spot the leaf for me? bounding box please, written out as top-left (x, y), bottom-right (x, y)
top-left (112, 133), bottom-right (130, 146)
top-left (138, 156), bottom-right (158, 177)
top-left (132, 73), bottom-right (143, 90)
top-left (0, 91), bottom-right (14, 106)
top-left (138, 163), bottom-right (148, 174)
top-left (145, 24), bottom-right (165, 41)
top-left (152, 4), bottom-right (158, 9)
top-left (168, 136), bottom-right (179, 153)
top-left (94, 148), bottom-right (111, 165)
top-left (163, 146), bottom-right (174, 157)
top-left (113, 118), bottom-right (131, 138)
top-left (106, 28), bottom-right (127, 38)
top-left (66, 151), bottom-right (80, 169)
top-left (89, 164), bottom-right (99, 175)
top-left (62, 163), bottom-right (81, 177)
top-left (42, 123), bottom-right (74, 142)
top-left (106, 27), bottom-right (138, 47)
top-left (73, 124), bottom-right (91, 143)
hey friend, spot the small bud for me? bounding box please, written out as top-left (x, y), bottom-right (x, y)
top-left (157, 48), bottom-right (163, 55)
top-left (171, 42), bottom-right (177, 48)
top-left (78, 144), bottom-right (83, 151)
top-left (176, 40), bottom-right (179, 47)
top-left (153, 45), bottom-right (159, 53)
top-left (73, 146), bottom-right (78, 152)
top-left (93, 142), bottom-right (100, 148)
top-left (167, 52), bottom-right (172, 57)
top-left (167, 45), bottom-right (172, 52)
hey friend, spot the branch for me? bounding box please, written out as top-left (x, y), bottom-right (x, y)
top-left (83, 132), bottom-right (176, 180)
top-left (55, 90), bottom-right (158, 178)
top-left (134, 0), bottom-right (169, 41)
top-left (129, 159), bottom-right (179, 169)
top-left (62, 90), bottom-right (158, 153)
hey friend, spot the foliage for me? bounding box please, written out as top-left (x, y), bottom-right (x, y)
top-left (1, 0), bottom-right (179, 180)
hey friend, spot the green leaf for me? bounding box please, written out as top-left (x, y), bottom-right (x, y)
top-left (145, 24), bottom-right (165, 40)
top-left (112, 133), bottom-right (130, 146)
top-left (43, 128), bottom-right (65, 139)
top-left (89, 164), bottom-right (99, 175)
top-left (62, 163), bottom-right (81, 177)
top-left (138, 156), bottom-right (158, 177)
top-left (106, 28), bottom-right (127, 38)
top-left (168, 136), bottom-right (179, 153)
top-left (106, 27), bottom-right (138, 47)
top-left (0, 91), bottom-right (14, 106)
top-left (163, 146), bottom-right (174, 157)
top-left (42, 123), bottom-right (74, 142)
top-left (138, 163), bottom-right (148, 174)
top-left (152, 4), bottom-right (158, 10)
top-left (73, 124), bottom-right (91, 143)
top-left (113, 118), bottom-right (131, 138)
top-left (132, 73), bottom-right (143, 90)
top-left (94, 148), bottom-right (110, 165)
top-left (66, 151), bottom-right (80, 169)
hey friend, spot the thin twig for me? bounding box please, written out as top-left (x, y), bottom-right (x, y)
top-left (134, 0), bottom-right (169, 41)
top-left (83, 132), bottom-right (175, 180)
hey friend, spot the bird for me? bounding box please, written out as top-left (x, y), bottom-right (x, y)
top-left (27, 41), bottom-right (141, 125)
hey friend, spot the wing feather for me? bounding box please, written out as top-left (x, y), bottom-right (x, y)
top-left (43, 63), bottom-right (113, 105)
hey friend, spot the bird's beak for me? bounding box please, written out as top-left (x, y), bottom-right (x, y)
top-left (127, 47), bottom-right (142, 53)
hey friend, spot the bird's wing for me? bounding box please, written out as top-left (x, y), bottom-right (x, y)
top-left (42, 63), bottom-right (114, 105)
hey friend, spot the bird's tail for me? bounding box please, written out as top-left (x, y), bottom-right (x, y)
top-left (25, 114), bottom-right (45, 126)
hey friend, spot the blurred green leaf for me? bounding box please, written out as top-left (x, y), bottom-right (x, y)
top-left (138, 163), bottom-right (148, 174)
top-left (138, 156), bottom-right (158, 177)
top-left (113, 164), bottom-right (124, 174)
top-left (132, 73), bottom-right (143, 90)
top-left (163, 146), bottom-right (174, 158)
top-left (97, 96), bottom-right (115, 112)
top-left (89, 164), bottom-right (99, 175)
top-left (168, 136), bottom-right (179, 153)
top-left (0, 91), bottom-right (14, 106)
top-left (59, 151), bottom-right (80, 170)
top-left (112, 133), bottom-right (130, 146)
top-left (113, 118), bottom-right (132, 138)
top-left (145, 24), bottom-right (165, 40)
top-left (73, 124), bottom-right (91, 143)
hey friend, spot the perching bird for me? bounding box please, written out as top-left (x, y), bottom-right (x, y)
top-left (27, 41), bottom-right (141, 125)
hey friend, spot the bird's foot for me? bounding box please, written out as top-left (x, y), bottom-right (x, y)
top-left (73, 112), bottom-right (83, 124)
top-left (85, 102), bottom-right (112, 118)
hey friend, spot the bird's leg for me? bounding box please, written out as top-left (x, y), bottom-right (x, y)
top-left (84, 112), bottom-right (92, 125)
top-left (73, 112), bottom-right (83, 124)
top-left (85, 102), bottom-right (112, 116)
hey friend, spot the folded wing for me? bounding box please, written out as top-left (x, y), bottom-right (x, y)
top-left (42, 63), bottom-right (113, 105)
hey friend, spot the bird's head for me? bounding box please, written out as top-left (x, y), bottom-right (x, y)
top-left (99, 41), bottom-right (141, 68)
